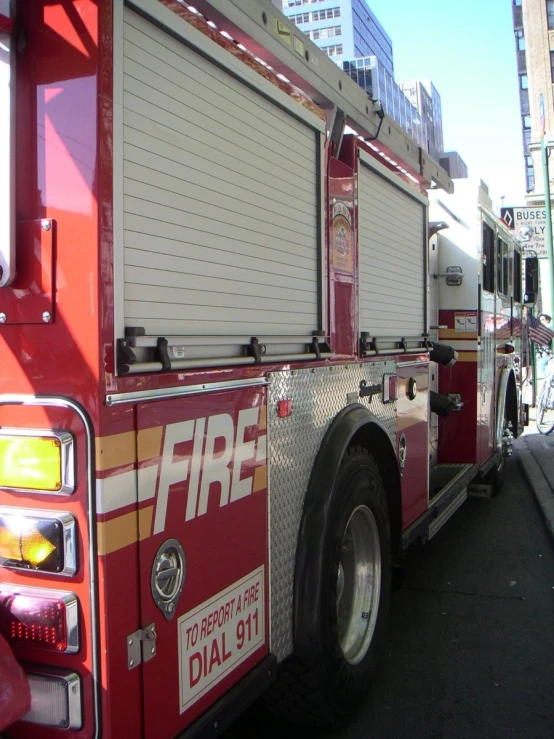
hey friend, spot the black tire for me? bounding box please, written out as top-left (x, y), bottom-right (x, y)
top-left (485, 402), bottom-right (510, 494)
top-left (265, 446), bottom-right (391, 728)
top-left (487, 451), bottom-right (505, 494)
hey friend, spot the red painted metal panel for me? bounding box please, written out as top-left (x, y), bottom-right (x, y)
top-left (136, 386), bottom-right (269, 737)
top-left (396, 359), bottom-right (429, 528)
top-left (0, 220), bottom-right (54, 324)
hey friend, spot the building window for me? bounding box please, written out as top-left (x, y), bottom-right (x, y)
top-left (291, 7), bottom-right (340, 23)
top-left (483, 223), bottom-right (495, 293)
top-left (515, 30), bottom-right (526, 50)
top-left (497, 238), bottom-right (509, 297)
top-left (514, 250), bottom-right (522, 303)
top-left (548, 0), bottom-right (554, 29)
top-left (322, 44), bottom-right (343, 56)
top-left (525, 155), bottom-right (535, 193)
top-left (309, 26), bottom-right (341, 40)
top-left (551, 50), bottom-right (554, 81)
top-left (291, 12), bottom-right (310, 24)
top-left (312, 7), bottom-right (340, 21)
top-left (520, 74), bottom-right (528, 89)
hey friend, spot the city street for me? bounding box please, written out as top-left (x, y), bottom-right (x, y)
top-left (223, 441), bottom-right (554, 739)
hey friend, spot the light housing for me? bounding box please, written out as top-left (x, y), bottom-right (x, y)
top-left (0, 584), bottom-right (79, 653)
top-left (23, 668), bottom-right (82, 730)
top-left (0, 429), bottom-right (74, 494)
top-left (0, 507), bottom-right (77, 575)
top-left (383, 374), bottom-right (399, 403)
top-left (276, 399), bottom-right (293, 418)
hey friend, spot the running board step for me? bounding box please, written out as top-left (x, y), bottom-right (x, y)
top-left (428, 489), bottom-right (467, 540)
top-left (402, 463), bottom-right (477, 550)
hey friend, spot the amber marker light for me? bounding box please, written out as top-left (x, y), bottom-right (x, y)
top-left (0, 508), bottom-right (77, 575)
top-left (0, 431), bottom-right (74, 494)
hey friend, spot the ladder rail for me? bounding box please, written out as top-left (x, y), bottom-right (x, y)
top-left (188, 0), bottom-right (454, 193)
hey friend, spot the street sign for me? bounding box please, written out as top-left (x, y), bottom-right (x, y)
top-left (501, 206), bottom-right (548, 258)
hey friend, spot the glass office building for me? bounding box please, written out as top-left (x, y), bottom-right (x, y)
top-left (279, 0), bottom-right (393, 67)
top-left (342, 57), bottom-right (426, 148)
top-left (278, 0), bottom-right (464, 172)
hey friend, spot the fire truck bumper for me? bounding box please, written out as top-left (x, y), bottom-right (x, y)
top-left (177, 654), bottom-right (277, 738)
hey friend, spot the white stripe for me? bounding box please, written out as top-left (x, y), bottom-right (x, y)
top-left (441, 340), bottom-right (479, 351)
top-left (96, 470), bottom-right (137, 514)
top-left (139, 464), bottom-right (158, 503)
top-left (256, 434), bottom-right (267, 464)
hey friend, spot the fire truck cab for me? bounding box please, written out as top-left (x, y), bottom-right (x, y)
top-left (0, 1), bottom-right (528, 737)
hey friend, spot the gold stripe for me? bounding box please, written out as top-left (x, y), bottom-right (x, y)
top-left (439, 330), bottom-right (478, 339)
top-left (97, 511), bottom-right (137, 555)
top-left (139, 505), bottom-right (154, 540)
top-left (138, 426), bottom-right (163, 462)
top-left (253, 465), bottom-right (267, 492)
top-left (456, 352), bottom-right (479, 362)
top-left (95, 432), bottom-right (136, 472)
top-left (258, 406), bottom-right (267, 431)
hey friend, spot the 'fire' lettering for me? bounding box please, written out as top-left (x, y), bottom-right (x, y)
top-left (197, 414), bottom-right (234, 516)
top-left (153, 420), bottom-right (194, 534)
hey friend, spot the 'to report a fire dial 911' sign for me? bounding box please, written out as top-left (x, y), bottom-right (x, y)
top-left (501, 207), bottom-right (548, 258)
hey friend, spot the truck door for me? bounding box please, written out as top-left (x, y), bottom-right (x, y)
top-left (136, 386), bottom-right (269, 737)
top-left (478, 219), bottom-right (497, 460)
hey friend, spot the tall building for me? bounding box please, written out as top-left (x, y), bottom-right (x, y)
top-left (277, 0), bottom-right (465, 171)
top-left (279, 0), bottom-right (393, 66)
top-left (399, 81), bottom-right (445, 161)
top-left (439, 152), bottom-right (469, 180)
top-left (511, 0), bottom-right (554, 307)
top-left (342, 57), bottom-right (426, 148)
top-left (512, 0), bottom-right (534, 193)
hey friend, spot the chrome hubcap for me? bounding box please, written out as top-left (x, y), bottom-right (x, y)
top-left (502, 420), bottom-right (514, 458)
top-left (336, 505), bottom-right (381, 665)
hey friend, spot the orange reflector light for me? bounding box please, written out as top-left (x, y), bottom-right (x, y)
top-left (0, 435), bottom-right (63, 491)
top-left (0, 512), bottom-right (69, 573)
top-left (0, 589), bottom-right (77, 653)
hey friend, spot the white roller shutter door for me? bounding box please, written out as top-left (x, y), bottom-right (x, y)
top-left (121, 8), bottom-right (321, 337)
top-left (358, 158), bottom-right (427, 339)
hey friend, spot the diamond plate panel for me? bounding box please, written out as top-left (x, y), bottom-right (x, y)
top-left (268, 361), bottom-right (397, 661)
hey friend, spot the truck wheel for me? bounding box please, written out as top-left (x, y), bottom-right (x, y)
top-left (265, 447), bottom-right (391, 727)
top-left (487, 412), bottom-right (514, 494)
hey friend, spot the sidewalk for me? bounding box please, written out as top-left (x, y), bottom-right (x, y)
top-left (516, 422), bottom-right (554, 543)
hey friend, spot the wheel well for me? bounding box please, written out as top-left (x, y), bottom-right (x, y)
top-left (506, 370), bottom-right (518, 438)
top-left (350, 424), bottom-right (402, 557)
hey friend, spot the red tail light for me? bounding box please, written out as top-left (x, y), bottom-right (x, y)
top-left (0, 586), bottom-right (78, 654)
top-left (277, 399), bottom-right (293, 418)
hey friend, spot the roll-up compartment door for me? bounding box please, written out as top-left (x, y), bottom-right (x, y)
top-left (358, 157), bottom-right (427, 339)
top-left (121, 8), bottom-right (321, 338)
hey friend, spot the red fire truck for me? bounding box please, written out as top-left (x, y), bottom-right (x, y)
top-left (0, 0), bottom-right (534, 736)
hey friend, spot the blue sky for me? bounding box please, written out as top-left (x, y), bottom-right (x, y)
top-left (367, 0), bottom-right (526, 208)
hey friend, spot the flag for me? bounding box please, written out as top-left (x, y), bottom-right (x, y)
top-left (528, 315), bottom-right (554, 347)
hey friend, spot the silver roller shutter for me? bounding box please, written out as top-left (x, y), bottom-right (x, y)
top-left (358, 157), bottom-right (427, 339)
top-left (121, 9), bottom-right (321, 338)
